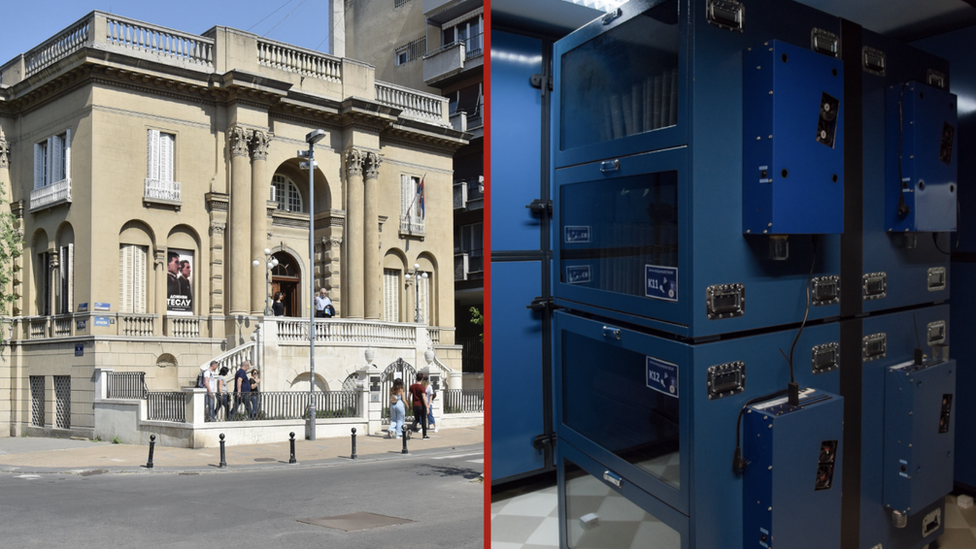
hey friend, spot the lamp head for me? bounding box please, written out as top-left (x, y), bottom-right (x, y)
top-left (253, 259), bottom-right (261, 267)
top-left (306, 129), bottom-right (327, 145)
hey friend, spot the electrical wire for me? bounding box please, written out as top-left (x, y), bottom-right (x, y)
top-left (247, 0), bottom-right (294, 32)
top-left (263, 0), bottom-right (308, 38)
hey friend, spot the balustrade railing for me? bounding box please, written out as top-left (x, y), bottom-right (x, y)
top-left (199, 343), bottom-right (255, 381)
top-left (53, 316), bottom-right (72, 337)
top-left (375, 81), bottom-right (448, 124)
top-left (25, 17), bottom-right (90, 77)
top-left (104, 15), bottom-right (213, 66)
top-left (443, 389), bottom-right (484, 414)
top-left (29, 178), bottom-right (72, 211)
top-left (147, 391), bottom-right (186, 422)
top-left (120, 314), bottom-right (154, 337)
top-left (28, 318), bottom-right (48, 340)
top-left (170, 316), bottom-right (201, 338)
top-left (208, 390), bottom-right (360, 422)
top-left (107, 371), bottom-right (147, 399)
top-left (271, 318), bottom-right (417, 346)
top-left (257, 38), bottom-right (341, 82)
top-left (144, 178), bottom-right (181, 202)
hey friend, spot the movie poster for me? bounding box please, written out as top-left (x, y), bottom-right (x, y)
top-left (166, 249), bottom-right (193, 314)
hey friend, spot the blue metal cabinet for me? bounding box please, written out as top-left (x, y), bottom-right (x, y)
top-left (859, 305), bottom-right (952, 549)
top-left (554, 310), bottom-right (840, 549)
top-left (491, 30), bottom-right (546, 253)
top-left (860, 29), bottom-right (953, 314)
top-left (949, 262), bottom-right (976, 490)
top-left (490, 261), bottom-right (549, 481)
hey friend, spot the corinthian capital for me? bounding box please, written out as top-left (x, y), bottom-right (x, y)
top-left (364, 152), bottom-right (382, 180)
top-left (229, 126), bottom-right (252, 158)
top-left (0, 134), bottom-right (9, 169)
top-left (250, 130), bottom-right (272, 161)
top-left (345, 149), bottom-right (364, 178)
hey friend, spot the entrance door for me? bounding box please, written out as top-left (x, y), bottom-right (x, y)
top-left (270, 252), bottom-right (301, 317)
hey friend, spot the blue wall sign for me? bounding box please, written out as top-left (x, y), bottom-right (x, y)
top-left (94, 302), bottom-right (111, 311)
top-left (564, 225), bottom-right (591, 243)
top-left (76, 320), bottom-right (86, 330)
top-left (78, 303), bottom-right (89, 312)
top-left (75, 343), bottom-right (84, 357)
top-left (647, 356), bottom-right (679, 398)
top-left (645, 265), bottom-right (678, 302)
top-left (94, 316), bottom-right (110, 327)
top-left (566, 265), bottom-right (591, 284)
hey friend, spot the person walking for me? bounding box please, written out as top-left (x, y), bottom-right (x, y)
top-left (424, 377), bottom-right (438, 433)
top-left (217, 366), bottom-right (231, 420)
top-left (409, 373), bottom-right (430, 439)
top-left (232, 361), bottom-right (253, 419)
top-left (249, 368), bottom-right (261, 420)
top-left (388, 378), bottom-right (407, 438)
top-left (203, 361), bottom-right (219, 422)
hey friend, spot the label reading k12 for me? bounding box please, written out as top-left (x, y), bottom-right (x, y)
top-left (646, 265), bottom-right (678, 302)
top-left (564, 225), bottom-right (591, 243)
top-left (566, 265), bottom-right (591, 284)
top-left (647, 357), bottom-right (679, 398)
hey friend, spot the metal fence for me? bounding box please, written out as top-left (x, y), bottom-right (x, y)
top-left (107, 371), bottom-right (147, 399)
top-left (443, 389), bottom-right (484, 414)
top-left (207, 391), bottom-right (361, 422)
top-left (147, 392), bottom-right (186, 422)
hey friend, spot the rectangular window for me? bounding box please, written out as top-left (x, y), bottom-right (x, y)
top-left (34, 131), bottom-right (71, 189)
top-left (456, 222), bottom-right (483, 273)
top-left (37, 252), bottom-right (51, 316)
top-left (147, 129), bottom-right (175, 182)
top-left (119, 244), bottom-right (148, 314)
top-left (417, 272), bottom-right (430, 325)
top-left (400, 174), bottom-right (425, 234)
top-left (442, 13), bottom-right (483, 58)
top-left (384, 269), bottom-right (401, 322)
top-left (58, 244), bottom-right (74, 315)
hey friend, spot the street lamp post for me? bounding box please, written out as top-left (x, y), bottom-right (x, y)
top-left (404, 263), bottom-right (428, 324)
top-left (252, 248), bottom-right (279, 315)
top-left (299, 129), bottom-right (326, 440)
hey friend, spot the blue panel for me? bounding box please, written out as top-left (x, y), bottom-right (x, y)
top-left (743, 41), bottom-right (844, 235)
top-left (742, 390), bottom-right (843, 549)
top-left (950, 263), bottom-right (976, 488)
top-left (490, 261), bottom-right (547, 481)
top-left (490, 30), bottom-right (544, 252)
top-left (882, 358), bottom-right (955, 515)
top-left (860, 305), bottom-right (951, 549)
top-left (884, 82), bottom-right (958, 233)
top-left (859, 29), bottom-right (952, 314)
top-left (554, 310), bottom-right (840, 549)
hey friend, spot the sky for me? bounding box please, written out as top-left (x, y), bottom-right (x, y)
top-left (0, 0), bottom-right (335, 68)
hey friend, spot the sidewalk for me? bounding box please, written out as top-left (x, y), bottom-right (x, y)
top-left (0, 425), bottom-right (484, 474)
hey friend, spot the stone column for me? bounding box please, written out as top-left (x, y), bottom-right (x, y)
top-left (250, 131), bottom-right (272, 315)
top-left (153, 249), bottom-right (167, 335)
top-left (363, 152), bottom-right (381, 320)
top-left (344, 149), bottom-right (365, 319)
top-left (228, 126), bottom-right (252, 316)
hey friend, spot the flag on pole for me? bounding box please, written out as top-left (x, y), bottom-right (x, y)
top-left (416, 174), bottom-right (426, 219)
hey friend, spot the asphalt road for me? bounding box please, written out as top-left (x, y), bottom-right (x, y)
top-left (0, 448), bottom-right (485, 548)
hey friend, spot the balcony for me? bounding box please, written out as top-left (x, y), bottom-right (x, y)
top-left (453, 177), bottom-right (484, 211)
top-left (454, 249), bottom-right (483, 281)
top-left (29, 178), bottom-right (72, 212)
top-left (424, 36), bottom-right (483, 87)
top-left (144, 178), bottom-right (182, 209)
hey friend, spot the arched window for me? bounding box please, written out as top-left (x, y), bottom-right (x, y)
top-left (271, 174), bottom-right (304, 213)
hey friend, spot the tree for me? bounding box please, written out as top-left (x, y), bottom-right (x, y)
top-left (469, 306), bottom-right (483, 343)
top-left (0, 183), bottom-right (21, 344)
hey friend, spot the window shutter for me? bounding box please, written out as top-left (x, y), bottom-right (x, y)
top-left (66, 243), bottom-right (74, 313)
top-left (34, 143), bottom-right (43, 190)
top-left (134, 245), bottom-right (147, 313)
top-left (64, 130), bottom-right (71, 182)
top-left (119, 246), bottom-right (131, 313)
top-left (418, 274), bottom-right (430, 325)
top-left (384, 269), bottom-right (400, 322)
top-left (160, 132), bottom-right (174, 182)
top-left (51, 135), bottom-right (63, 183)
top-left (147, 129), bottom-right (159, 180)
top-left (401, 175), bottom-right (411, 219)
top-left (46, 137), bottom-right (54, 187)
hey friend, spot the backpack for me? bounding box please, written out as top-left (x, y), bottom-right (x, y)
top-left (195, 370), bottom-right (206, 389)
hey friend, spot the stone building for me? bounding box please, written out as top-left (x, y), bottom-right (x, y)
top-left (0, 11), bottom-right (467, 438)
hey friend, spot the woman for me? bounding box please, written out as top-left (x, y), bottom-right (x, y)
top-left (388, 378), bottom-right (406, 438)
top-left (424, 377), bottom-right (437, 433)
top-left (248, 369), bottom-right (261, 420)
top-left (272, 291), bottom-right (285, 316)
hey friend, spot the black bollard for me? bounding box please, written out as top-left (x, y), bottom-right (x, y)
top-left (218, 433), bottom-right (227, 468)
top-left (351, 428), bottom-right (357, 460)
top-left (401, 424), bottom-right (408, 454)
top-left (146, 434), bottom-right (156, 469)
top-left (289, 432), bottom-right (297, 464)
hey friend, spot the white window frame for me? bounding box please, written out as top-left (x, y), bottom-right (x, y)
top-left (271, 174), bottom-right (304, 213)
top-left (119, 244), bottom-right (148, 314)
top-left (58, 244), bottom-right (74, 315)
top-left (34, 130), bottom-right (71, 189)
top-left (147, 129), bottom-right (175, 182)
top-left (400, 174), bottom-right (424, 234)
top-left (383, 269), bottom-right (401, 322)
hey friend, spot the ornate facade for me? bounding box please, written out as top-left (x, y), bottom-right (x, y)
top-left (0, 12), bottom-right (466, 438)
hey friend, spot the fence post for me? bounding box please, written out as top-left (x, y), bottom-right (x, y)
top-left (146, 434), bottom-right (156, 469)
top-left (93, 368), bottom-right (113, 401)
top-left (219, 434), bottom-right (227, 468)
top-left (184, 387), bottom-right (205, 429)
top-left (351, 428), bottom-right (357, 459)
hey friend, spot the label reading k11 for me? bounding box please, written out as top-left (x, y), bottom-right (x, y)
top-left (647, 357), bottom-right (679, 398)
top-left (566, 265), bottom-right (591, 284)
top-left (564, 225), bottom-right (591, 243)
top-left (646, 265), bottom-right (678, 302)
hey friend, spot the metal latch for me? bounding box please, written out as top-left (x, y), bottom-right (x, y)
top-left (600, 159), bottom-right (620, 173)
top-left (707, 361), bottom-right (746, 400)
top-left (706, 283), bottom-right (745, 320)
top-left (812, 342), bottom-right (840, 374)
top-left (811, 28), bottom-right (839, 58)
top-left (863, 333), bottom-right (887, 362)
top-left (927, 320), bottom-right (946, 346)
top-left (532, 432), bottom-right (556, 452)
top-left (603, 326), bottom-right (621, 340)
top-left (527, 296), bottom-right (554, 313)
top-left (927, 266), bottom-right (946, 292)
top-left (863, 272), bottom-right (887, 300)
top-left (526, 199), bottom-right (552, 217)
top-left (812, 276), bottom-right (840, 306)
top-left (927, 69), bottom-right (946, 89)
top-left (862, 47), bottom-right (886, 76)
top-left (707, 0), bottom-right (744, 32)
top-left (602, 470), bottom-right (623, 488)
top-left (602, 8), bottom-right (623, 25)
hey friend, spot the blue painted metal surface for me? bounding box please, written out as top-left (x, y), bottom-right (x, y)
top-left (860, 29), bottom-right (952, 314)
top-left (490, 261), bottom-right (548, 481)
top-left (860, 305), bottom-right (950, 549)
top-left (742, 389), bottom-right (844, 549)
top-left (490, 30), bottom-right (544, 252)
top-left (552, 0), bottom-right (844, 338)
top-left (742, 41), bottom-right (844, 235)
top-left (882, 358), bottom-right (956, 515)
top-left (554, 310), bottom-right (840, 549)
top-left (884, 82), bottom-right (958, 234)
top-left (948, 263), bottom-right (976, 489)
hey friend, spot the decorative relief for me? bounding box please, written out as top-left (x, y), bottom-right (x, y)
top-left (210, 221), bottom-right (227, 235)
top-left (250, 130), bottom-right (273, 161)
top-left (229, 126), bottom-right (252, 158)
top-left (345, 149), bottom-right (364, 178)
top-left (364, 152), bottom-right (382, 180)
top-left (0, 134), bottom-right (9, 169)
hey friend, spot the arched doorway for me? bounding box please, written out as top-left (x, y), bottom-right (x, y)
top-left (270, 252), bottom-right (300, 317)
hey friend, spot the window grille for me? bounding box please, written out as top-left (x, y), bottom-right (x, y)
top-left (271, 174), bottom-right (304, 212)
top-left (30, 376), bottom-right (45, 427)
top-left (54, 376), bottom-right (70, 429)
top-left (394, 0), bottom-right (413, 7)
top-left (395, 37), bottom-right (426, 66)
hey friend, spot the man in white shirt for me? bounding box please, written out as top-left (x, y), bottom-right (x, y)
top-left (203, 361), bottom-right (219, 421)
top-left (314, 288), bottom-right (333, 318)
